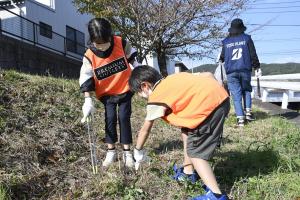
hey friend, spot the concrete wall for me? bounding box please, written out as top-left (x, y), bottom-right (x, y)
top-left (0, 33), bottom-right (81, 78)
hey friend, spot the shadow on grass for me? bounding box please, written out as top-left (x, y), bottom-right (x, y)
top-left (253, 110), bottom-right (270, 120)
top-left (154, 110), bottom-right (272, 155)
top-left (213, 146), bottom-right (280, 193)
top-left (5, 172), bottom-right (52, 200)
top-left (272, 102), bottom-right (300, 112)
top-left (274, 111), bottom-right (300, 120)
top-left (225, 110), bottom-right (270, 128)
top-left (154, 139), bottom-right (183, 154)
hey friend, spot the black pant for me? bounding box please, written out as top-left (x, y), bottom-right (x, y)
top-left (100, 91), bottom-right (133, 144)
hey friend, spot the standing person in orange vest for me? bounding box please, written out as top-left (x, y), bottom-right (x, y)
top-left (79, 18), bottom-right (139, 168)
top-left (129, 65), bottom-right (230, 200)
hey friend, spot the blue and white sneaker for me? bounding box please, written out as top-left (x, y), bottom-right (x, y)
top-left (191, 189), bottom-right (228, 200)
top-left (172, 164), bottom-right (200, 184)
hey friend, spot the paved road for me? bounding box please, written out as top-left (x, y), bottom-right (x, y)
top-left (253, 99), bottom-right (300, 128)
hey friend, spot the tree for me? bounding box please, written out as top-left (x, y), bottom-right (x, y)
top-left (74, 0), bottom-right (249, 76)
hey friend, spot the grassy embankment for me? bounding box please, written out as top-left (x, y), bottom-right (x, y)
top-left (0, 70), bottom-right (299, 200)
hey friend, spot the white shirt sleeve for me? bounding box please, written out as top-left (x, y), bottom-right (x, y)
top-left (124, 41), bottom-right (133, 59)
top-left (145, 104), bottom-right (167, 121)
top-left (79, 57), bottom-right (94, 86)
top-left (124, 40), bottom-right (141, 68)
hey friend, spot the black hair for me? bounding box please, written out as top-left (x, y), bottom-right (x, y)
top-left (228, 18), bottom-right (246, 37)
top-left (129, 65), bottom-right (163, 93)
top-left (88, 18), bottom-right (112, 43)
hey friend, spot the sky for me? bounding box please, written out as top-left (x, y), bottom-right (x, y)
top-left (183, 0), bottom-right (300, 68)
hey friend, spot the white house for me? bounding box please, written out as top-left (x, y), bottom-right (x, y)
top-left (142, 52), bottom-right (188, 75)
top-left (0, 0), bottom-right (93, 60)
top-left (0, 1), bottom-right (188, 73)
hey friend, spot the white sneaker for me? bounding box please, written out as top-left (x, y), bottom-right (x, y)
top-left (102, 149), bottom-right (117, 167)
top-left (123, 151), bottom-right (134, 168)
top-left (237, 118), bottom-right (245, 127)
top-left (246, 112), bottom-right (255, 121)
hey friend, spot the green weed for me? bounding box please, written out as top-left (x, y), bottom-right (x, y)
top-left (0, 184), bottom-right (10, 200)
top-left (123, 185), bottom-right (147, 200)
top-left (1, 69), bottom-right (300, 199)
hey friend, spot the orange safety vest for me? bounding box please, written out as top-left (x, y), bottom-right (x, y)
top-left (84, 36), bottom-right (132, 99)
top-left (148, 72), bottom-right (229, 129)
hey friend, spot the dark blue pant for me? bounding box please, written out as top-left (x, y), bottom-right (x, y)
top-left (227, 71), bottom-right (252, 117)
top-left (100, 91), bottom-right (133, 144)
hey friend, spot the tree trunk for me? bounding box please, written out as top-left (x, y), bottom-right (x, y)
top-left (136, 47), bottom-right (144, 63)
top-left (156, 47), bottom-right (168, 77)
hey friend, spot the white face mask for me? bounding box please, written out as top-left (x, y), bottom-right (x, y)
top-left (139, 89), bottom-right (152, 99)
top-left (140, 91), bottom-right (148, 98)
top-left (93, 42), bottom-right (111, 51)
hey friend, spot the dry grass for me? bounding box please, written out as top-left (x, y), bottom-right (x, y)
top-left (0, 70), bottom-right (299, 200)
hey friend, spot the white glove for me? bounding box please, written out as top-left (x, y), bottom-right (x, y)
top-left (81, 97), bottom-right (96, 123)
top-left (131, 60), bottom-right (142, 68)
top-left (134, 148), bottom-right (148, 170)
top-left (255, 68), bottom-right (262, 78)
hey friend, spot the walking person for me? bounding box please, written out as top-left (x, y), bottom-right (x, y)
top-left (80, 18), bottom-right (139, 168)
top-left (129, 65), bottom-right (230, 200)
top-left (219, 18), bottom-right (261, 127)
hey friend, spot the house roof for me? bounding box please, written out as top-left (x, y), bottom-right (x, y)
top-left (174, 61), bottom-right (189, 71)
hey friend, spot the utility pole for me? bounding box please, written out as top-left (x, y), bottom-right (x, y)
top-left (191, 60), bottom-right (194, 74)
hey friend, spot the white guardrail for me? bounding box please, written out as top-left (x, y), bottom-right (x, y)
top-left (251, 73), bottom-right (300, 109)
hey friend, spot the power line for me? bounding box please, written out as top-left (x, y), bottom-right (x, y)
top-left (244, 10), bottom-right (300, 14)
top-left (260, 50), bottom-right (300, 55)
top-left (259, 37), bottom-right (300, 40)
top-left (248, 23), bottom-right (300, 27)
top-left (213, 21), bottom-right (300, 27)
top-left (249, 0), bottom-right (300, 5)
top-left (261, 53), bottom-right (300, 56)
top-left (247, 5), bottom-right (300, 10)
top-left (254, 38), bottom-right (300, 42)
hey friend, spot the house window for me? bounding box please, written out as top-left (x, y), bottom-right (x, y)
top-left (34, 0), bottom-right (55, 9)
top-left (66, 26), bottom-right (85, 55)
top-left (39, 22), bottom-right (52, 39)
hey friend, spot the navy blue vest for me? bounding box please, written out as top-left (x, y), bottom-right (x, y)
top-left (222, 33), bottom-right (252, 74)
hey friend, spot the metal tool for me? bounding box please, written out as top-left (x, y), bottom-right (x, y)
top-left (257, 77), bottom-right (261, 98)
top-left (86, 116), bottom-right (98, 174)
